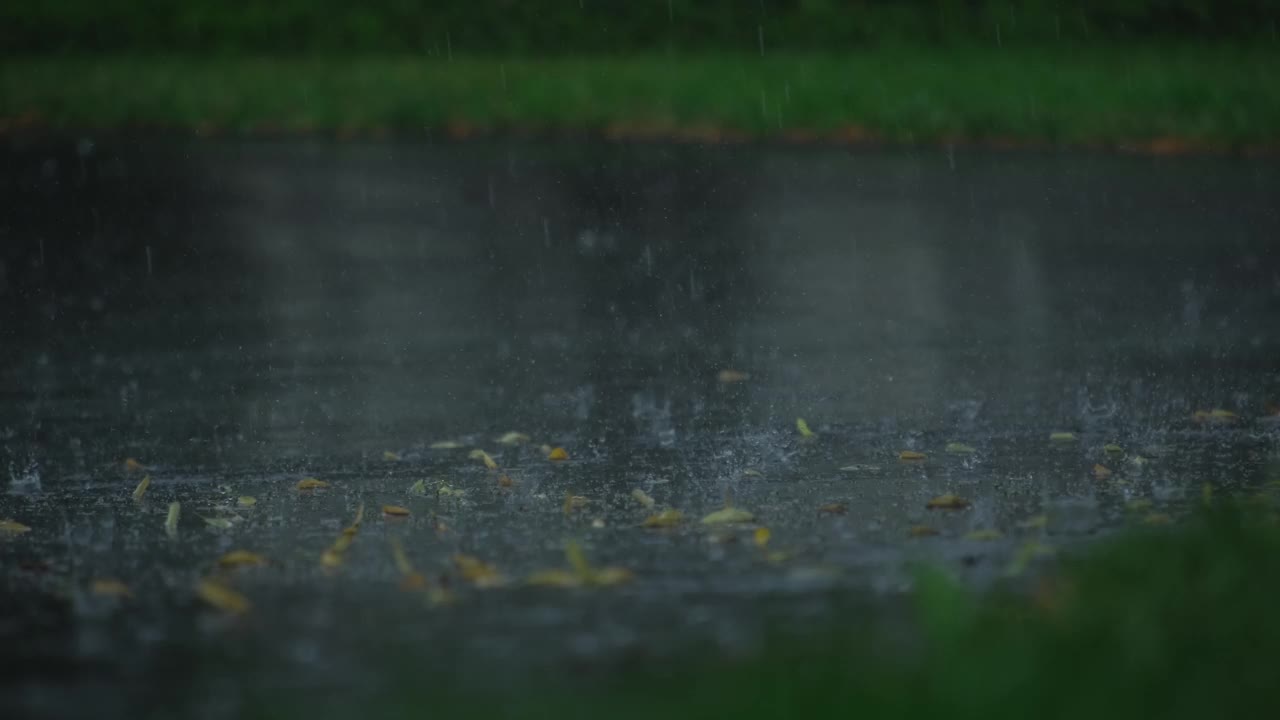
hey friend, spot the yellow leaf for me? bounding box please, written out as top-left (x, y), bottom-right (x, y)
top-left (898, 450), bottom-right (926, 461)
top-left (1049, 432), bottom-right (1077, 443)
top-left (1103, 444), bottom-right (1124, 454)
top-left (217, 550), bottom-right (268, 568)
top-left (296, 478), bottom-right (329, 490)
top-left (591, 567), bottom-right (634, 586)
top-left (497, 473), bottom-right (516, 488)
top-left (0, 519), bottom-right (32, 535)
top-left (796, 417), bottom-right (815, 438)
top-left (1210, 408), bottom-right (1238, 420)
top-left (497, 432), bottom-right (531, 446)
top-left (124, 457), bottom-right (145, 472)
top-left (926, 494), bottom-right (970, 510)
top-left (631, 489), bottom-right (656, 509)
top-left (909, 525), bottom-right (940, 537)
top-left (945, 442), bottom-right (976, 454)
top-left (91, 578), bottom-right (133, 598)
top-left (383, 451), bottom-right (402, 462)
top-left (196, 579), bottom-right (251, 614)
top-left (547, 447), bottom-right (570, 461)
top-left (562, 494), bottom-right (589, 514)
top-left (817, 503), bottom-right (848, 515)
top-left (438, 484), bottom-right (465, 498)
top-left (717, 369), bottom-right (750, 383)
top-left (964, 529), bottom-right (1003, 541)
top-left (469, 449), bottom-right (499, 469)
top-left (408, 479), bottom-right (427, 495)
top-left (1017, 514), bottom-right (1049, 530)
top-left (642, 509), bottom-right (684, 528)
top-left (453, 554), bottom-right (505, 588)
top-left (389, 538), bottom-right (415, 577)
top-left (753, 527), bottom-right (772, 548)
top-left (429, 440), bottom-right (464, 449)
top-left (132, 474), bottom-right (152, 501)
top-left (565, 540), bottom-right (592, 580)
top-left (526, 568), bottom-right (581, 587)
top-left (321, 548), bottom-right (345, 569)
top-left (164, 502), bottom-right (180, 538)
top-left (382, 505), bottom-right (411, 517)
top-left (1092, 464), bottom-right (1113, 480)
top-left (237, 496), bottom-right (257, 507)
top-left (701, 507), bottom-right (755, 525)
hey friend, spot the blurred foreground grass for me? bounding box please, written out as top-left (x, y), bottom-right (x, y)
top-left (251, 504), bottom-right (1280, 719)
top-left (4, 48), bottom-right (1279, 147)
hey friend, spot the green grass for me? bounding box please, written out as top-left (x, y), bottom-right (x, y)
top-left (247, 504), bottom-right (1280, 719)
top-left (4, 47), bottom-right (1280, 146)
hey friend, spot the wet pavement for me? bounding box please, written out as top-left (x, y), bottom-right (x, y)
top-left (2, 137), bottom-right (1279, 717)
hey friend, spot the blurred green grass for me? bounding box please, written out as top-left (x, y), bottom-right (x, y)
top-left (4, 48), bottom-right (1279, 145)
top-left (250, 504), bottom-right (1280, 719)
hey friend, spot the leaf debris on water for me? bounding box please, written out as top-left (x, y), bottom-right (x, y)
top-left (198, 515), bottom-right (239, 530)
top-left (382, 505), bottom-right (411, 517)
top-left (898, 450), bottom-right (926, 461)
top-left (164, 502), bottom-right (180, 538)
top-left (1017, 514), bottom-right (1049, 530)
top-left (909, 525), bottom-right (940, 537)
top-left (296, 478), bottom-right (329, 490)
top-left (547, 447), bottom-right (570, 461)
top-left (642, 509), bottom-right (684, 528)
top-left (1092, 464), bottom-right (1113, 480)
top-left (497, 432), bottom-right (531, 446)
top-left (90, 578), bottom-right (133, 598)
top-left (926, 494), bottom-right (970, 510)
top-left (469, 449), bottom-right (499, 470)
top-left (430, 440), bottom-right (464, 449)
top-left (124, 458), bottom-right (146, 473)
top-left (562, 494), bottom-right (589, 514)
top-left (383, 451), bottom-right (402, 462)
top-left (453, 554), bottom-right (506, 588)
top-left (322, 504), bottom-right (365, 569)
top-left (527, 541), bottom-right (633, 588)
top-left (237, 496), bottom-right (257, 507)
top-left (132, 475), bottom-right (152, 501)
top-left (498, 473), bottom-right (516, 488)
top-left (1, 519), bottom-right (32, 535)
top-left (796, 417), bottom-right (815, 438)
top-left (717, 369), bottom-right (750, 383)
top-left (1103, 444), bottom-right (1125, 454)
top-left (196, 579), bottom-right (250, 614)
top-left (408, 479), bottom-right (428, 496)
top-left (817, 503), bottom-right (848, 515)
top-left (742, 468), bottom-right (764, 477)
top-left (964, 529), bottom-right (1003, 541)
top-left (1049, 432), bottom-right (1078, 443)
top-left (839, 464), bottom-right (881, 473)
top-left (753, 527), bottom-right (772, 548)
top-left (631, 489), bottom-right (655, 509)
top-left (945, 442), bottom-right (976, 455)
top-left (701, 507), bottom-right (755, 525)
top-left (217, 550), bottom-right (268, 569)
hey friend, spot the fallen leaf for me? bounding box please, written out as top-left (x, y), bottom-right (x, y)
top-left (1103, 444), bottom-right (1124, 454)
top-left (344, 503), bottom-right (366, 535)
top-left (701, 507), bottom-right (755, 525)
top-left (562, 494), bottom-right (589, 514)
top-left (498, 474), bottom-right (515, 488)
top-left (1018, 514), bottom-right (1049, 530)
top-left (321, 548), bottom-right (345, 569)
top-left (1142, 512), bottom-right (1173, 526)
top-left (1, 519), bottom-right (32, 535)
top-left (165, 502), bottom-right (180, 538)
top-left (899, 450), bottom-right (926, 461)
top-left (237, 496), bottom-right (257, 507)
top-left (382, 505), bottom-right (411, 517)
top-left (407, 479), bottom-right (428, 496)
top-left (124, 458), bottom-right (146, 472)
top-left (742, 468), bottom-right (764, 477)
top-left (1210, 408), bottom-right (1238, 421)
top-left (390, 539), bottom-right (415, 577)
top-left (1092, 464), bottom-right (1113, 480)
top-left (839, 464), bottom-right (881, 473)
top-left (926, 494), bottom-right (970, 510)
top-left (132, 474), bottom-right (152, 501)
top-left (196, 579), bottom-right (250, 614)
top-left (945, 442), bottom-right (976, 455)
top-left (496, 432), bottom-right (531, 446)
top-left (429, 440), bottom-right (464, 449)
top-left (642, 509), bottom-right (684, 528)
top-left (526, 568), bottom-right (581, 588)
top-left (631, 489), bottom-right (656, 509)
top-left (591, 567), bottom-right (634, 586)
top-left (796, 417), bottom-right (815, 438)
top-left (470, 449), bottom-right (499, 469)
top-left (383, 451), bottom-right (402, 462)
top-left (198, 515), bottom-right (236, 530)
top-left (1049, 432), bottom-right (1077, 443)
top-left (753, 527), bottom-right (772, 548)
top-left (91, 578), bottom-right (133, 598)
top-left (717, 369), bottom-right (750, 383)
top-left (296, 478), bottom-right (329, 490)
top-left (1128, 455), bottom-right (1150, 468)
top-left (438, 484), bottom-right (466, 499)
top-left (964, 529), bottom-right (1004, 541)
top-left (565, 540), bottom-right (592, 580)
top-left (547, 447), bottom-right (570, 461)
top-left (453, 554), bottom-right (505, 588)
top-left (817, 503), bottom-right (848, 515)
top-left (909, 525), bottom-right (940, 537)
top-left (217, 550), bottom-right (268, 569)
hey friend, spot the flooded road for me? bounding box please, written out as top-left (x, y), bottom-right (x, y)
top-left (2, 137), bottom-right (1278, 717)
